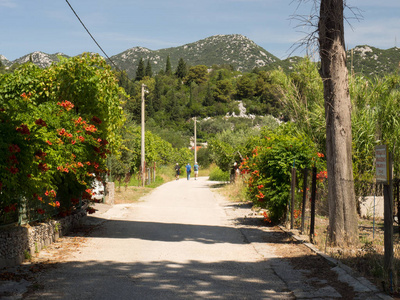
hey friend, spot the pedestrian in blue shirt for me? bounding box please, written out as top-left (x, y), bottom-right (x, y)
top-left (186, 163), bottom-right (192, 180)
top-left (193, 162), bottom-right (199, 180)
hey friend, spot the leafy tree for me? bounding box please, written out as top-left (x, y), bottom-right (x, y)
top-left (185, 65), bottom-right (208, 85)
top-left (236, 73), bottom-right (256, 100)
top-left (208, 138), bottom-right (235, 172)
top-left (254, 71), bottom-right (280, 116)
top-left (214, 79), bottom-right (234, 103)
top-left (0, 54), bottom-right (126, 218)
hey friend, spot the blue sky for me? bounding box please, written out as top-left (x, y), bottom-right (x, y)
top-left (1, 0), bottom-right (399, 61)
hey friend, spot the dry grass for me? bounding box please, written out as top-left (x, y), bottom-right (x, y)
top-left (310, 215), bottom-right (400, 295)
top-left (216, 180), bottom-right (400, 296)
top-left (215, 178), bottom-right (247, 202)
top-left (113, 186), bottom-right (154, 204)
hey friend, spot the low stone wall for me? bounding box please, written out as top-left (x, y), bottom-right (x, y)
top-left (0, 209), bottom-right (87, 268)
top-left (359, 196), bottom-right (384, 219)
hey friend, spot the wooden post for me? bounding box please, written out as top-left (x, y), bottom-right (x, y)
top-left (383, 153), bottom-right (394, 291)
top-left (290, 166), bottom-right (296, 229)
top-left (310, 167), bottom-right (317, 242)
top-left (396, 179), bottom-right (400, 237)
top-left (141, 84), bottom-right (146, 187)
top-left (301, 168), bottom-right (309, 234)
top-left (154, 162), bottom-right (156, 183)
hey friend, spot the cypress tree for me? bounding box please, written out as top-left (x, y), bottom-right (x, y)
top-left (145, 59), bottom-right (153, 77)
top-left (135, 58), bottom-right (145, 81)
top-left (203, 82), bottom-right (215, 106)
top-left (165, 55), bottom-right (172, 76)
top-left (175, 58), bottom-right (187, 79)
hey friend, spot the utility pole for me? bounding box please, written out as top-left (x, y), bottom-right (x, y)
top-left (141, 84), bottom-right (146, 187)
top-left (194, 117), bottom-right (197, 164)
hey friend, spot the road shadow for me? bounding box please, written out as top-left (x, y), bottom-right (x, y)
top-left (78, 217), bottom-right (292, 246)
top-left (25, 257), bottom-right (330, 299)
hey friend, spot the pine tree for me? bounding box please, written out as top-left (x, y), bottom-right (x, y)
top-left (145, 59), bottom-right (153, 77)
top-left (165, 55), bottom-right (172, 76)
top-left (175, 58), bottom-right (187, 79)
top-left (135, 58), bottom-right (145, 81)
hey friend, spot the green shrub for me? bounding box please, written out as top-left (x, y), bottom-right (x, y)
top-left (241, 125), bottom-right (324, 223)
top-left (208, 166), bottom-right (229, 181)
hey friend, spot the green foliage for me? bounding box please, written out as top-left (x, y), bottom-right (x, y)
top-left (175, 58), bottom-right (188, 79)
top-left (109, 123), bottom-right (177, 180)
top-left (145, 59), bottom-right (153, 78)
top-left (208, 138), bottom-right (235, 172)
top-left (214, 79), bottom-right (234, 103)
top-left (165, 55), bottom-right (172, 76)
top-left (185, 65), bottom-right (208, 85)
top-left (241, 125), bottom-right (322, 223)
top-left (208, 166), bottom-right (229, 181)
top-left (196, 147), bottom-right (212, 168)
top-left (350, 73), bottom-right (400, 184)
top-left (236, 73), bottom-right (256, 99)
top-left (268, 58), bottom-right (325, 151)
top-left (0, 54), bottom-right (126, 220)
top-left (135, 58), bottom-right (145, 81)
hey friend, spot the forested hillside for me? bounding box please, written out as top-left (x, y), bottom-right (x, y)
top-left (1, 34), bottom-right (399, 78)
top-left (115, 60), bottom-right (284, 148)
top-left (111, 34), bottom-right (278, 78)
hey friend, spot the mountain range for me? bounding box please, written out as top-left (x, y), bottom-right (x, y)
top-left (1, 34), bottom-right (399, 77)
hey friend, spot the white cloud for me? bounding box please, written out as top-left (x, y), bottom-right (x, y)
top-left (0, 0), bottom-right (17, 8)
top-left (345, 17), bottom-right (400, 49)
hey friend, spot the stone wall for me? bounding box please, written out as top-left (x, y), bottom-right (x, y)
top-left (0, 209), bottom-right (87, 268)
top-left (359, 196), bottom-right (384, 219)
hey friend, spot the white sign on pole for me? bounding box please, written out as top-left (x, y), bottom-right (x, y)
top-left (375, 145), bottom-right (389, 184)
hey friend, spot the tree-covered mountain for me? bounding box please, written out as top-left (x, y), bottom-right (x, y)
top-left (0, 51), bottom-right (69, 69)
top-left (111, 34), bottom-right (278, 77)
top-left (1, 34), bottom-right (399, 78)
top-left (346, 45), bottom-right (400, 77)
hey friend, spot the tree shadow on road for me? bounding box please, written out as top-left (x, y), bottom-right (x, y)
top-left (80, 217), bottom-right (292, 246)
top-left (24, 258), bottom-right (298, 299)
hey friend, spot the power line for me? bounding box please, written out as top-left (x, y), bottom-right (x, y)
top-left (65, 0), bottom-right (120, 71)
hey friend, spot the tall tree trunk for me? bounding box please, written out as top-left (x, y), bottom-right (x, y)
top-left (318, 0), bottom-right (358, 246)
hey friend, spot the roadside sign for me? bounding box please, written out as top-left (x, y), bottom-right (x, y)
top-left (375, 145), bottom-right (389, 184)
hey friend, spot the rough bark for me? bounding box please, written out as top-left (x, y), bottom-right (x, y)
top-left (318, 0), bottom-right (358, 246)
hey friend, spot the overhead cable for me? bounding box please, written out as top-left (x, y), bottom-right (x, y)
top-left (65, 0), bottom-right (120, 71)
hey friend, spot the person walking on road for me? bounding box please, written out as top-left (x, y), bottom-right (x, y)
top-left (175, 163), bottom-right (180, 180)
top-left (186, 163), bottom-right (192, 180)
top-left (193, 162), bottom-right (199, 180)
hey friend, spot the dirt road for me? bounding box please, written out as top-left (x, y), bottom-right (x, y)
top-left (8, 177), bottom-right (391, 299)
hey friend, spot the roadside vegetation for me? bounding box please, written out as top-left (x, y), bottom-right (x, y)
top-left (1, 51), bottom-right (399, 294)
